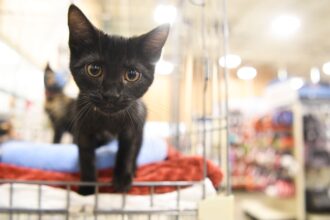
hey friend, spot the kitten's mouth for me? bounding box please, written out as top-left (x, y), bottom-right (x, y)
top-left (92, 102), bottom-right (129, 115)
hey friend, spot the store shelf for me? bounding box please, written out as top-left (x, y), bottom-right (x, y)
top-left (308, 214), bottom-right (330, 220)
top-left (242, 199), bottom-right (296, 220)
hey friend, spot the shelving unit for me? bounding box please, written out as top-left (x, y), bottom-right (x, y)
top-left (238, 82), bottom-right (330, 220)
top-left (231, 110), bottom-right (295, 195)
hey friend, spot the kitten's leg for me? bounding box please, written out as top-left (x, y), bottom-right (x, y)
top-left (53, 128), bottom-right (64, 143)
top-left (77, 135), bottom-right (97, 195)
top-left (113, 129), bottom-right (143, 192)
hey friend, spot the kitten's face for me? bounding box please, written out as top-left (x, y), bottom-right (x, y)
top-left (68, 5), bottom-right (169, 114)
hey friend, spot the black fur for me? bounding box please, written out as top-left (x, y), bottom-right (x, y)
top-left (67, 4), bottom-right (169, 195)
top-left (44, 64), bottom-right (75, 143)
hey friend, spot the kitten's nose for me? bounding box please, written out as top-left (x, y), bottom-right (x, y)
top-left (102, 91), bottom-right (120, 102)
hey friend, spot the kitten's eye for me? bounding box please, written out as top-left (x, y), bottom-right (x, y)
top-left (85, 63), bottom-right (103, 77)
top-left (124, 69), bottom-right (141, 82)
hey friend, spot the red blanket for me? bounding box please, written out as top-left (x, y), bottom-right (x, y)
top-left (0, 147), bottom-right (222, 195)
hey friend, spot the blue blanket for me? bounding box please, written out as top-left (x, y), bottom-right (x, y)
top-left (0, 136), bottom-right (167, 172)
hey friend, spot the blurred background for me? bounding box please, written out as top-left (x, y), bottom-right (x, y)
top-left (1, 0), bottom-right (330, 127)
top-left (0, 0), bottom-right (330, 219)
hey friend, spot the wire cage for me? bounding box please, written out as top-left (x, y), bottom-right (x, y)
top-left (0, 0), bottom-right (232, 219)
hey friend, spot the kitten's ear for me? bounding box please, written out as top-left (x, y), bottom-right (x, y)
top-left (45, 63), bottom-right (51, 72)
top-left (45, 63), bottom-right (54, 74)
top-left (68, 4), bottom-right (96, 46)
top-left (140, 24), bottom-right (170, 63)
top-left (44, 63), bottom-right (54, 87)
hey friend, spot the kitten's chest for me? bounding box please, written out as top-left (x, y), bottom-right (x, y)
top-left (78, 100), bottom-right (146, 136)
top-left (84, 113), bottom-right (125, 135)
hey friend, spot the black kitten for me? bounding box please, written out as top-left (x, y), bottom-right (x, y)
top-left (67, 5), bottom-right (169, 195)
top-left (44, 64), bottom-right (75, 143)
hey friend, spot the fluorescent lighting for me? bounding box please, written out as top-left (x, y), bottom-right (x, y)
top-left (322, 61), bottom-right (330, 75)
top-left (189, 0), bottom-right (205, 5)
top-left (154, 5), bottom-right (177, 24)
top-left (219, 54), bottom-right (241, 69)
top-left (290, 77), bottom-right (304, 90)
top-left (310, 67), bottom-right (320, 84)
top-left (155, 60), bottom-right (174, 75)
top-left (271, 15), bottom-right (301, 38)
top-left (237, 66), bottom-right (257, 80)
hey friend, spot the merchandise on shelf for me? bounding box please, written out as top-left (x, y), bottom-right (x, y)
top-left (231, 109), bottom-right (296, 198)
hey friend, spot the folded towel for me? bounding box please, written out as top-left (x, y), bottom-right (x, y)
top-left (0, 149), bottom-right (223, 195)
top-left (0, 136), bottom-right (167, 172)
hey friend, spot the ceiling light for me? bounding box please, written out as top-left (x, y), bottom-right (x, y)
top-left (237, 66), bottom-right (257, 80)
top-left (271, 15), bottom-right (301, 38)
top-left (189, 0), bottom-right (205, 5)
top-left (322, 62), bottom-right (330, 75)
top-left (290, 77), bottom-right (304, 90)
top-left (155, 59), bottom-right (174, 75)
top-left (154, 5), bottom-right (177, 24)
top-left (310, 67), bottom-right (320, 84)
top-left (219, 54), bottom-right (241, 69)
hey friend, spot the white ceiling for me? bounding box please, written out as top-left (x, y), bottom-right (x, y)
top-left (228, 0), bottom-right (330, 75)
top-left (0, 0), bottom-right (329, 79)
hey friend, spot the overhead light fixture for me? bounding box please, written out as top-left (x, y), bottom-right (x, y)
top-left (219, 54), bottom-right (241, 69)
top-left (154, 5), bottom-right (177, 24)
top-left (155, 59), bottom-right (174, 75)
top-left (237, 66), bottom-right (257, 80)
top-left (310, 67), bottom-right (320, 84)
top-left (290, 77), bottom-right (304, 90)
top-left (271, 14), bottom-right (301, 38)
top-left (189, 0), bottom-right (205, 5)
top-left (322, 61), bottom-right (330, 75)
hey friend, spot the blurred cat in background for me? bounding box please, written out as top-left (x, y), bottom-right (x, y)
top-left (44, 63), bottom-right (75, 143)
top-left (44, 64), bottom-right (113, 145)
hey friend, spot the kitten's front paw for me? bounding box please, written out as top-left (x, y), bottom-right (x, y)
top-left (113, 172), bottom-right (133, 192)
top-left (78, 186), bottom-right (95, 196)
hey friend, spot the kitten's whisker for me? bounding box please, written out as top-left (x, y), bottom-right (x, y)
top-left (67, 100), bottom-right (91, 131)
top-left (76, 103), bottom-right (92, 125)
top-left (125, 109), bottom-right (136, 131)
top-left (128, 108), bottom-right (144, 132)
top-left (75, 103), bottom-right (93, 140)
top-left (66, 102), bottom-right (86, 130)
